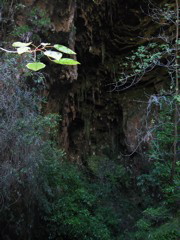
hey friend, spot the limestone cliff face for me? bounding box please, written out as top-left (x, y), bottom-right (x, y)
top-left (1, 0), bottom-right (168, 162)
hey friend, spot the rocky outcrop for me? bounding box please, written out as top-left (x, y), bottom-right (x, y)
top-left (46, 0), bottom-right (164, 161)
top-left (42, 0), bottom-right (167, 161)
top-left (1, 0), bottom-right (168, 162)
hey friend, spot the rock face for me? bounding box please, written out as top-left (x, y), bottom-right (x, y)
top-left (43, 0), bottom-right (162, 162)
top-left (1, 0), bottom-right (167, 162)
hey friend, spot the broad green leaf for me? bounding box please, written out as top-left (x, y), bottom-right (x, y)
top-left (12, 42), bottom-right (32, 47)
top-left (53, 58), bottom-right (80, 65)
top-left (17, 46), bottom-right (30, 54)
top-left (44, 50), bottom-right (62, 60)
top-left (41, 43), bottom-right (51, 46)
top-left (54, 44), bottom-right (76, 55)
top-left (26, 62), bottom-right (46, 71)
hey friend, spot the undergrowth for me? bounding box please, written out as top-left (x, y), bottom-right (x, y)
top-left (0, 52), bottom-right (179, 239)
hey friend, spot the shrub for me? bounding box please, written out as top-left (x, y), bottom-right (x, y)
top-left (0, 56), bottom-right (63, 239)
top-left (0, 56), bottom-right (112, 240)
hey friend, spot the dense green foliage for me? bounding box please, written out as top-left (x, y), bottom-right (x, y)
top-left (134, 97), bottom-right (180, 240)
top-left (0, 49), bottom-right (179, 240)
top-left (0, 56), bottom-right (63, 239)
top-left (0, 57), bottom-right (124, 240)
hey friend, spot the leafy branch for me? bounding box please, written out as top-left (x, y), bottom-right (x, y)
top-left (0, 41), bottom-right (80, 71)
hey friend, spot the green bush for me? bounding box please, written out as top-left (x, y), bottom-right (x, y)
top-left (0, 56), bottom-right (112, 240)
top-left (0, 56), bottom-right (64, 239)
top-left (134, 97), bottom-right (180, 240)
top-left (39, 160), bottom-right (111, 240)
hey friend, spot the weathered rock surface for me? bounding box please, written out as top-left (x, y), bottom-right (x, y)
top-left (1, 0), bottom-right (168, 162)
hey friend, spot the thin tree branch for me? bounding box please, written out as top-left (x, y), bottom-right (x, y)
top-left (0, 47), bottom-right (17, 53)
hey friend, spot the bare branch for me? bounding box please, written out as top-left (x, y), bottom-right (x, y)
top-left (0, 47), bottom-right (17, 53)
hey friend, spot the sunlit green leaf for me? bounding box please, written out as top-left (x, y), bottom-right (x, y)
top-left (53, 58), bottom-right (80, 65)
top-left (17, 47), bottom-right (30, 54)
top-left (44, 50), bottom-right (62, 60)
top-left (54, 44), bottom-right (76, 54)
top-left (26, 62), bottom-right (46, 71)
top-left (12, 42), bottom-right (32, 47)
